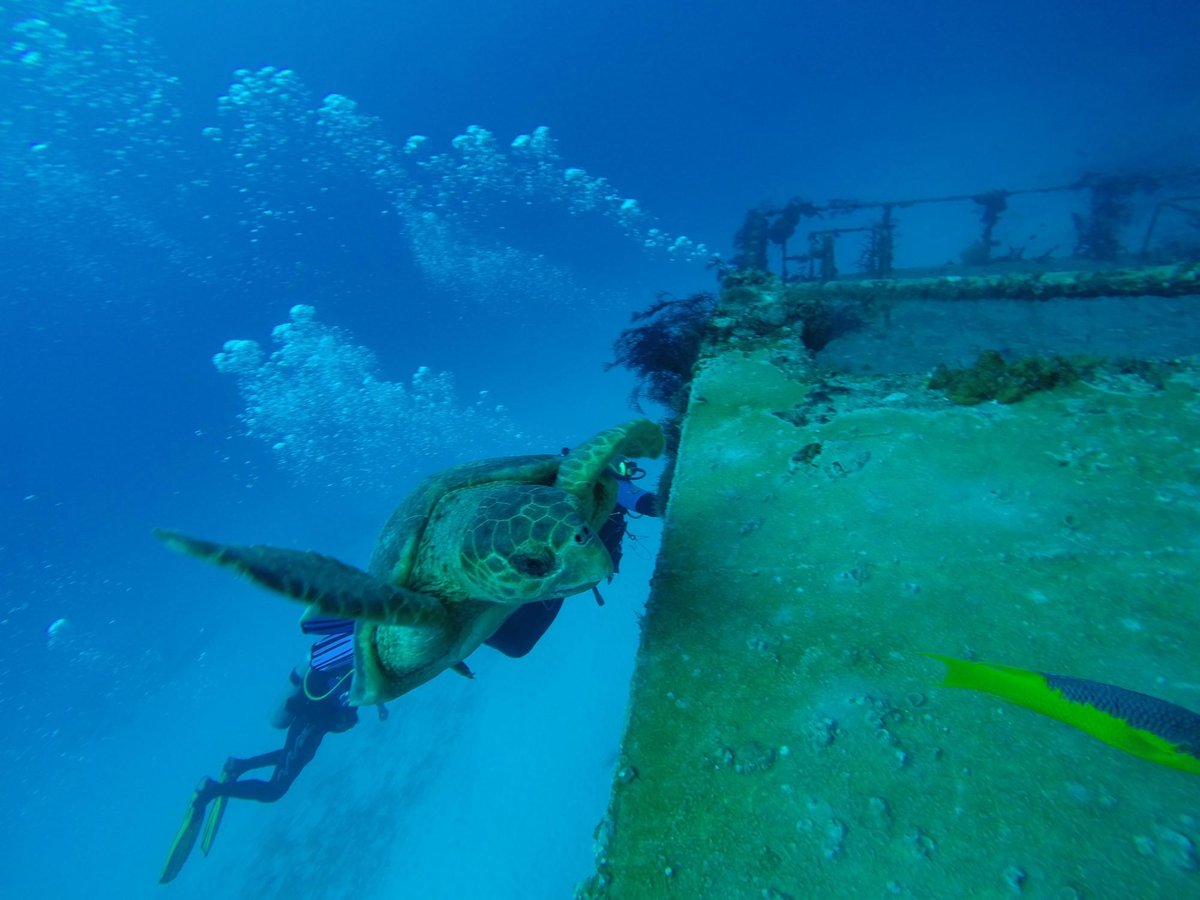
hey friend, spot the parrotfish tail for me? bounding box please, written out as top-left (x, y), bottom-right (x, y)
top-left (1044, 673), bottom-right (1200, 759)
top-left (153, 529), bottom-right (444, 627)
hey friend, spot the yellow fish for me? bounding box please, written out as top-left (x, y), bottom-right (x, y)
top-left (927, 654), bottom-right (1200, 775)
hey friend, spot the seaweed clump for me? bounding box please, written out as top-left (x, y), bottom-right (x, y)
top-left (929, 350), bottom-right (1096, 405)
top-left (607, 292), bottom-right (717, 514)
top-left (607, 292), bottom-right (717, 413)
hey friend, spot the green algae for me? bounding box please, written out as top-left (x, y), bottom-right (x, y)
top-left (928, 350), bottom-right (1096, 405)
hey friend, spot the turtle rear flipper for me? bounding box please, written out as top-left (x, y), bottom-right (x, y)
top-left (154, 529), bottom-right (445, 627)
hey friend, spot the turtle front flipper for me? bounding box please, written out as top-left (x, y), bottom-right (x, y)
top-left (154, 529), bottom-right (445, 627)
top-left (555, 419), bottom-right (665, 525)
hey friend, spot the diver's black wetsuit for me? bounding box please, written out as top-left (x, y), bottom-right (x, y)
top-left (159, 662), bottom-right (361, 884)
top-left (484, 477), bottom-right (658, 658)
top-left (201, 666), bottom-right (358, 804)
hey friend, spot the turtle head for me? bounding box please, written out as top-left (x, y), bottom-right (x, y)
top-left (461, 484), bottom-right (613, 604)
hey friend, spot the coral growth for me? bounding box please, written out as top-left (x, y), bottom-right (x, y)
top-left (928, 350), bottom-right (1096, 405)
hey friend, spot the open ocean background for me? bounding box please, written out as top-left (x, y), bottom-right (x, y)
top-left (1, 2), bottom-right (1197, 897)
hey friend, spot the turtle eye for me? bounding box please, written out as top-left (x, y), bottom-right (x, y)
top-left (573, 526), bottom-right (593, 545)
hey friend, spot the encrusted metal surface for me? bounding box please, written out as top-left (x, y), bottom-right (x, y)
top-left (583, 343), bottom-right (1200, 898)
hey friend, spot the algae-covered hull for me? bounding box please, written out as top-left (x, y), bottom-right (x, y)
top-left (586, 339), bottom-right (1200, 898)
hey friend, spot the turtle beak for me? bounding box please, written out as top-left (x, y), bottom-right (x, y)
top-left (556, 540), bottom-right (613, 597)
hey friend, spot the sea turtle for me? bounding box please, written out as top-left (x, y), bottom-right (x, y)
top-left (155, 418), bottom-right (664, 705)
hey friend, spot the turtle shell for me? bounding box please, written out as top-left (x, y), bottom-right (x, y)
top-left (368, 417), bottom-right (665, 590)
top-left (367, 453), bottom-right (561, 588)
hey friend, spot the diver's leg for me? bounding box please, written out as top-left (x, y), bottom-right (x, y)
top-left (213, 720), bottom-right (326, 803)
top-left (223, 749), bottom-right (284, 778)
top-left (210, 773), bottom-right (285, 802)
top-left (197, 750), bottom-right (281, 857)
top-left (265, 719), bottom-right (326, 795)
top-left (194, 745), bottom-right (287, 858)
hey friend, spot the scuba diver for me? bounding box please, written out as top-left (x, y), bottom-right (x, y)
top-left (159, 617), bottom-right (369, 883)
top-left (159, 457), bottom-right (659, 883)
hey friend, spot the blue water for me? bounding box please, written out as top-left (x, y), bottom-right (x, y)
top-left (1, 1), bottom-right (1196, 897)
